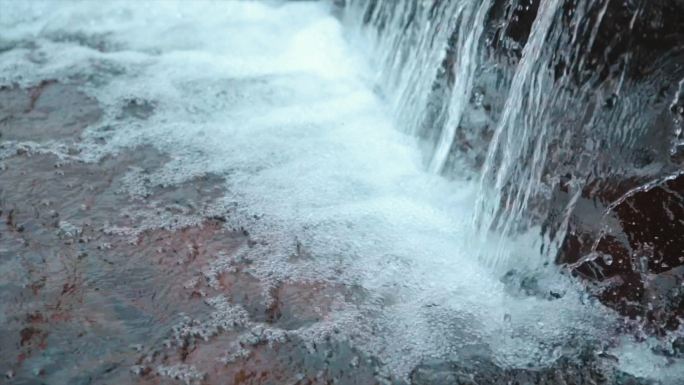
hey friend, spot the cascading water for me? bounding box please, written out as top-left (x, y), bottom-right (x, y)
top-left (341, 0), bottom-right (684, 271)
top-left (0, 0), bottom-right (683, 384)
top-left (341, 0), bottom-right (684, 380)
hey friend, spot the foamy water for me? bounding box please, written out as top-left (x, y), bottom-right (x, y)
top-left (1, 0), bottom-right (680, 382)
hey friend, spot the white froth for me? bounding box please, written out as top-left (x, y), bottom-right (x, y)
top-left (1, 0), bottom-right (677, 381)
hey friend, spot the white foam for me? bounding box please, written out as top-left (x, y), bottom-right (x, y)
top-left (2, 0), bottom-right (678, 381)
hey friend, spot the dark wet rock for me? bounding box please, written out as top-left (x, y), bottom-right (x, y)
top-left (0, 81), bottom-right (101, 142)
top-left (559, 174), bottom-right (684, 333)
top-left (484, 0), bottom-right (684, 83)
top-left (410, 355), bottom-right (652, 385)
top-left (265, 281), bottom-right (349, 330)
top-left (0, 131), bottom-right (386, 385)
top-left (0, 138), bottom-right (249, 384)
top-left (501, 269), bottom-right (566, 300)
top-left (119, 98), bottom-right (156, 121)
top-left (134, 332), bottom-right (383, 385)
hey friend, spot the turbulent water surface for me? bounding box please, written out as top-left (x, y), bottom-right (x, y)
top-left (0, 1), bottom-right (682, 384)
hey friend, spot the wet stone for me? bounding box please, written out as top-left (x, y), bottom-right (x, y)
top-left (0, 140), bottom-right (245, 383)
top-left (0, 134), bottom-right (386, 385)
top-left (410, 355), bottom-right (651, 385)
top-left (119, 98), bottom-right (157, 121)
top-left (0, 81), bottom-right (102, 143)
top-left (560, 174), bottom-right (684, 334)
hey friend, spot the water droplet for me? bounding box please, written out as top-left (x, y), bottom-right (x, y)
top-left (602, 254), bottom-right (613, 266)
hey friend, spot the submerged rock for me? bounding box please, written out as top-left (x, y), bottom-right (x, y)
top-left (0, 80), bottom-right (102, 142)
top-left (410, 354), bottom-right (652, 385)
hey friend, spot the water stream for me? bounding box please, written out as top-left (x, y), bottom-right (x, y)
top-left (0, 1), bottom-right (682, 384)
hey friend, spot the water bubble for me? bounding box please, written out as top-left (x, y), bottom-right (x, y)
top-left (602, 254), bottom-right (613, 266)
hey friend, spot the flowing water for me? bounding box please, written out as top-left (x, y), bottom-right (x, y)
top-left (0, 1), bottom-right (682, 384)
top-left (343, 0), bottom-right (684, 268)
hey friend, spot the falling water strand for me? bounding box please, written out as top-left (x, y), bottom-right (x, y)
top-left (474, 0), bottom-right (561, 268)
top-left (428, 0), bottom-right (492, 174)
top-left (343, 0), bottom-right (469, 139)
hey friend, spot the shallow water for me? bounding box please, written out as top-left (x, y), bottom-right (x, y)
top-left (0, 1), bottom-right (682, 384)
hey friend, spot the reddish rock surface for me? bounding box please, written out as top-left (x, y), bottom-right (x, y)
top-left (559, 174), bottom-right (684, 334)
top-left (0, 81), bottom-right (381, 385)
top-left (0, 80), bottom-right (101, 142)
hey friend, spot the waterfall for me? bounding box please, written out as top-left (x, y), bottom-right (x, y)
top-left (341, 0), bottom-right (684, 269)
top-left (342, 0), bottom-right (467, 141)
top-left (2, 1), bottom-right (683, 382)
top-left (429, 0), bottom-right (491, 174)
top-left (475, 0), bottom-right (561, 267)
